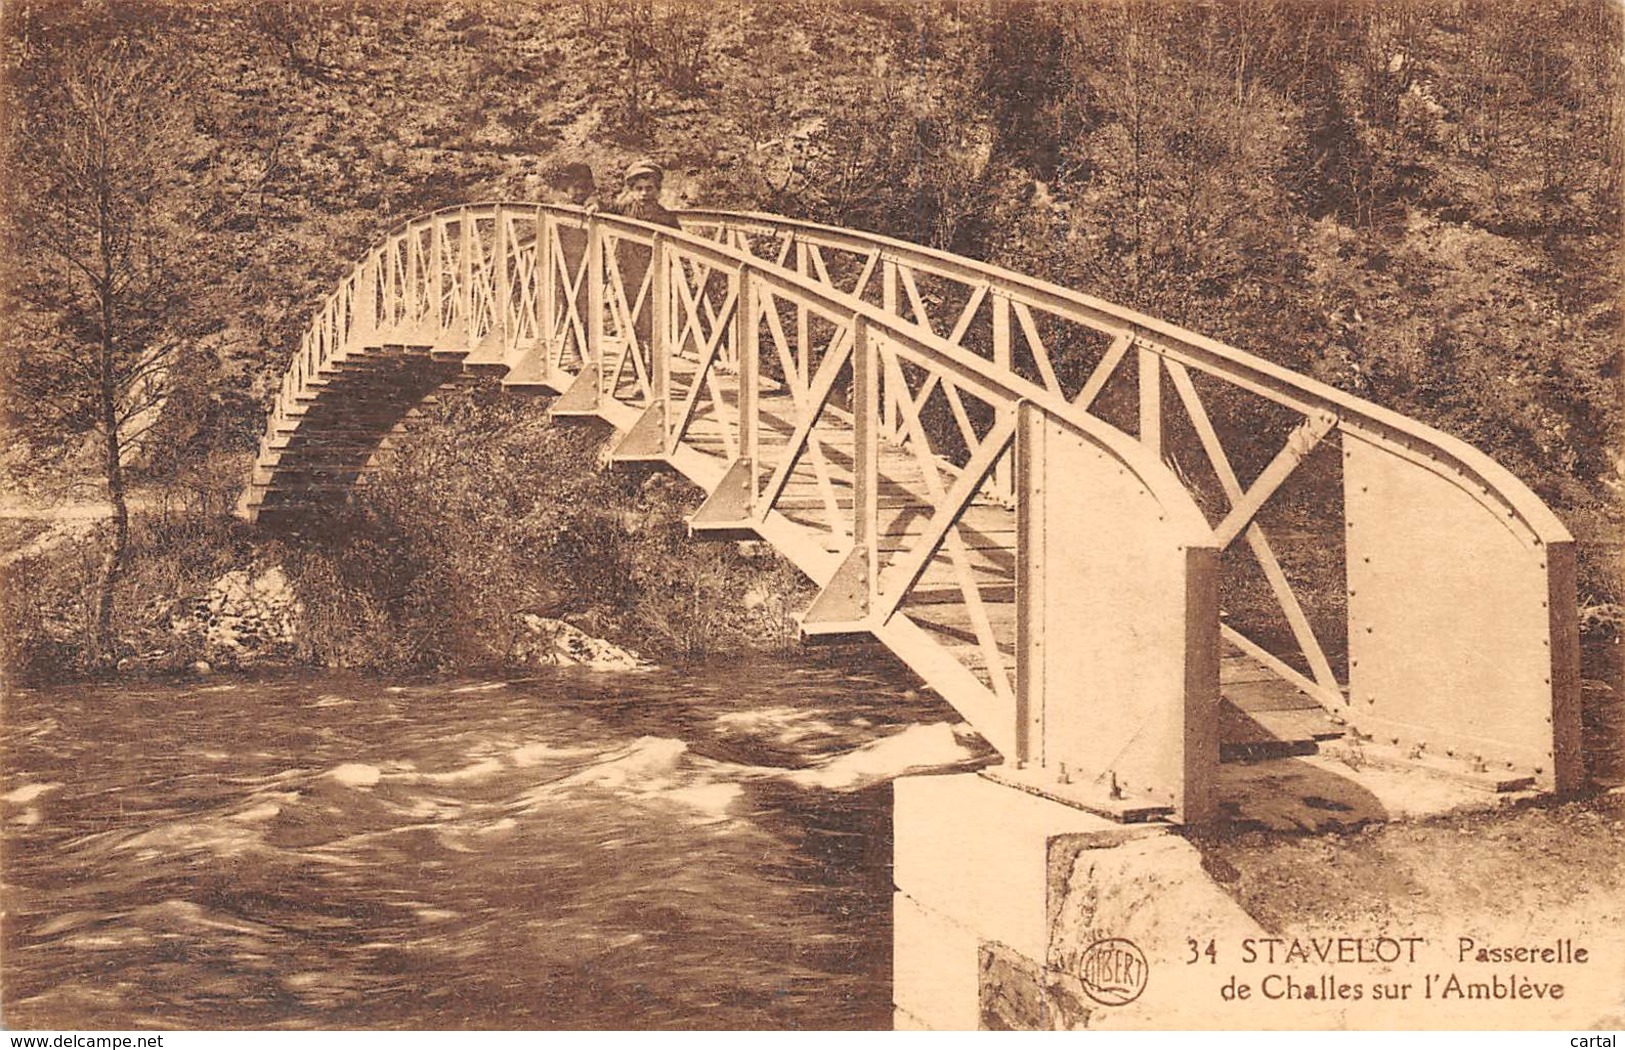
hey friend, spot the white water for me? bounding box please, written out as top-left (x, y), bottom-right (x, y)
top-left (2, 655), bottom-right (990, 1029)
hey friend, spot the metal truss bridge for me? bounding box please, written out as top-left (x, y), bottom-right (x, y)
top-left (239, 203), bottom-right (1581, 822)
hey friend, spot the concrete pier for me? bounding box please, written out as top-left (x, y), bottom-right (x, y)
top-left (892, 772), bottom-right (1163, 1029)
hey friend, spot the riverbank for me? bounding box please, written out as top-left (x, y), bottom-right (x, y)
top-left (0, 390), bottom-right (818, 686)
top-left (3, 384), bottom-right (1620, 791)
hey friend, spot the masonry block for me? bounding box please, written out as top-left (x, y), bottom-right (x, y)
top-left (894, 773), bottom-right (1145, 961)
top-left (893, 892), bottom-right (980, 1031)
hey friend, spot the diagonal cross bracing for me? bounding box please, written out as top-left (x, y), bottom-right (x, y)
top-left (242, 201), bottom-right (1584, 818)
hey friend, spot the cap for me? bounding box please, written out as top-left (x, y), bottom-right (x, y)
top-left (624, 159), bottom-right (664, 184)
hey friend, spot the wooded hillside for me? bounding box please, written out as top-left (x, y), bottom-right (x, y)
top-left (2, 0), bottom-right (1619, 604)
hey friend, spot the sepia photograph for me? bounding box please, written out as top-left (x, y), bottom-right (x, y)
top-left (1, 0), bottom-right (1621, 1033)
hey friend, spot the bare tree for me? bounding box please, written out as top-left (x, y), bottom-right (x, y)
top-left (3, 36), bottom-right (210, 666)
top-left (250, 0), bottom-right (337, 78)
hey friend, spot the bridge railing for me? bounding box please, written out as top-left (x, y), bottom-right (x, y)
top-left (250, 199), bottom-right (1582, 819)
top-left (614, 212), bottom-right (1220, 818)
top-left (681, 209), bottom-right (1582, 794)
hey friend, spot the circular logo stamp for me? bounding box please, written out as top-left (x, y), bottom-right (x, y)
top-left (1077, 937), bottom-right (1149, 1006)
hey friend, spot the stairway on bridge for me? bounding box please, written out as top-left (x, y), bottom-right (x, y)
top-left (253, 345), bottom-right (464, 503)
top-left (254, 330), bottom-right (1345, 770)
top-left (242, 202), bottom-right (1580, 826)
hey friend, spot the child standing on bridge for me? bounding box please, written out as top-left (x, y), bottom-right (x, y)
top-left (608, 158), bottom-right (679, 229)
top-left (604, 160), bottom-right (680, 359)
top-left (545, 162), bottom-right (602, 366)
top-left (549, 161), bottom-right (601, 212)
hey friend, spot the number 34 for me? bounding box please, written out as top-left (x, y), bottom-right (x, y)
top-left (1186, 938), bottom-right (1217, 964)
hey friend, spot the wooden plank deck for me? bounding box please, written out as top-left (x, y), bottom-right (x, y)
top-left (253, 333), bottom-right (1346, 768)
top-left (667, 357), bottom-right (1345, 765)
top-left (243, 204), bottom-right (1578, 819)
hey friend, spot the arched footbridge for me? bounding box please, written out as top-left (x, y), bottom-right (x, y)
top-left (238, 202), bottom-right (1581, 822)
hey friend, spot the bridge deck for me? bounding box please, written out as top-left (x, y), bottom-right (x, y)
top-left (656, 354), bottom-right (1343, 764)
top-left (241, 202), bottom-right (1579, 822)
top-left (253, 338), bottom-right (1341, 766)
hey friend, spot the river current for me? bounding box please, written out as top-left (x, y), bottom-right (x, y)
top-left (2, 654), bottom-right (987, 1030)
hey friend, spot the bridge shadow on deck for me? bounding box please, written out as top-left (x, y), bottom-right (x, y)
top-left (1211, 754), bottom-right (1391, 833)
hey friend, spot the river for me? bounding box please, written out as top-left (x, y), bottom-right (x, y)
top-left (2, 653), bottom-right (988, 1030)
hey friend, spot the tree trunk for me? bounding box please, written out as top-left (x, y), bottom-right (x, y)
top-left (92, 200), bottom-right (128, 670)
top-left (94, 414), bottom-right (130, 671)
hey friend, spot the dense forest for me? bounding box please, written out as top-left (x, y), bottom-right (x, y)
top-left (0, 0), bottom-right (1619, 677)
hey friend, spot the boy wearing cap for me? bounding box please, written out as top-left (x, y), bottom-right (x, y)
top-left (609, 159), bottom-right (679, 228)
top-left (605, 160), bottom-right (680, 355)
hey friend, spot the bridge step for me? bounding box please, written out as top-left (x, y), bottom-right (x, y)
top-left (274, 418), bottom-right (415, 435)
top-left (296, 383), bottom-right (436, 404)
top-left (908, 585), bottom-right (1016, 606)
top-left (910, 610), bottom-right (1342, 765)
top-left (773, 500), bottom-right (949, 516)
top-left (273, 419), bottom-right (415, 437)
top-left (297, 375), bottom-right (450, 398)
top-left (269, 439), bottom-right (397, 457)
top-left (251, 344), bottom-right (466, 515)
top-left (1218, 707), bottom-right (1324, 762)
top-left (258, 484), bottom-right (372, 497)
top-left (1218, 647), bottom-right (1344, 760)
top-left (262, 346), bottom-right (1348, 789)
top-left (873, 536), bottom-right (1013, 557)
top-left (1220, 677), bottom-right (1325, 712)
top-left (258, 461), bottom-right (375, 476)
